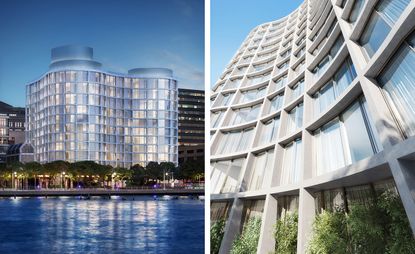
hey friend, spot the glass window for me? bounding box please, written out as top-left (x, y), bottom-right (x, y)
top-left (360, 0), bottom-right (410, 57)
top-left (313, 56), bottom-right (330, 77)
top-left (377, 0), bottom-right (410, 25)
top-left (342, 101), bottom-right (375, 162)
top-left (253, 58), bottom-right (275, 72)
top-left (211, 110), bottom-right (225, 128)
top-left (221, 158), bottom-right (246, 193)
top-left (226, 78), bottom-right (242, 90)
top-left (314, 57), bottom-right (356, 115)
top-left (286, 103), bottom-right (303, 134)
top-left (315, 82), bottom-right (336, 114)
top-left (268, 93), bottom-right (284, 114)
top-left (247, 71), bottom-right (271, 86)
top-left (220, 92), bottom-right (235, 107)
top-left (215, 128), bottom-right (254, 155)
top-left (360, 12), bottom-right (391, 57)
top-left (313, 35), bottom-right (345, 77)
top-left (247, 150), bottom-right (274, 190)
top-left (348, 0), bottom-right (365, 23)
top-left (210, 160), bottom-right (230, 194)
top-left (378, 32), bottom-right (415, 136)
top-left (259, 117), bottom-right (280, 145)
top-left (239, 86), bottom-right (267, 103)
top-left (291, 79), bottom-right (304, 100)
top-left (314, 119), bottom-right (346, 175)
top-left (334, 58), bottom-right (357, 94)
top-left (280, 139), bottom-right (302, 185)
top-left (230, 104), bottom-right (261, 126)
top-left (314, 98), bottom-right (378, 175)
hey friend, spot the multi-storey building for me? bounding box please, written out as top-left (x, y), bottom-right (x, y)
top-left (0, 101), bottom-right (25, 145)
top-left (26, 45), bottom-right (178, 167)
top-left (210, 0), bottom-right (415, 253)
top-left (178, 88), bottom-right (205, 163)
top-left (0, 114), bottom-right (9, 163)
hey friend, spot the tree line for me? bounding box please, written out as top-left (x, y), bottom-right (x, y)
top-left (0, 159), bottom-right (204, 189)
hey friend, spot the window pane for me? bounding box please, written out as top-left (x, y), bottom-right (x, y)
top-left (349, 0), bottom-right (365, 23)
top-left (269, 94), bottom-right (284, 113)
top-left (211, 161), bottom-right (230, 194)
top-left (248, 150), bottom-right (274, 190)
top-left (315, 119), bottom-right (346, 175)
top-left (315, 82), bottom-right (335, 114)
top-left (378, 40), bottom-right (415, 136)
top-left (334, 58), bottom-right (356, 95)
top-left (360, 12), bottom-right (391, 57)
top-left (342, 101), bottom-right (375, 162)
top-left (281, 139), bottom-right (302, 184)
top-left (377, 0), bottom-right (410, 25)
top-left (222, 158), bottom-right (245, 193)
top-left (211, 111), bottom-right (224, 128)
top-left (259, 116), bottom-right (280, 145)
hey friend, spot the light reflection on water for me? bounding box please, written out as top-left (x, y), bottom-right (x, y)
top-left (0, 196), bottom-right (204, 254)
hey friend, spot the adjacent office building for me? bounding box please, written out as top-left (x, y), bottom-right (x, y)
top-left (178, 88), bottom-right (205, 164)
top-left (210, 0), bottom-right (415, 253)
top-left (0, 101), bottom-right (26, 163)
top-left (26, 45), bottom-right (178, 168)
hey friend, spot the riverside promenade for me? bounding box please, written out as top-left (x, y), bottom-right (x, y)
top-left (0, 188), bottom-right (205, 197)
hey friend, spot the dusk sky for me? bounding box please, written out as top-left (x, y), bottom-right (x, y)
top-left (211, 0), bottom-right (303, 87)
top-left (0, 0), bottom-right (204, 107)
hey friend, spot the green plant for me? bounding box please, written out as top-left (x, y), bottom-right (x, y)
top-left (377, 190), bottom-right (415, 254)
top-left (307, 208), bottom-right (349, 254)
top-left (274, 211), bottom-right (298, 254)
top-left (347, 204), bottom-right (385, 254)
top-left (230, 216), bottom-right (262, 254)
top-left (211, 219), bottom-right (226, 254)
top-left (308, 190), bottom-right (415, 254)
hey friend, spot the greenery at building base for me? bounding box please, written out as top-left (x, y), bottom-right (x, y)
top-left (230, 216), bottom-right (262, 254)
top-left (210, 219), bottom-right (226, 254)
top-left (274, 211), bottom-right (298, 254)
top-left (0, 159), bottom-right (204, 189)
top-left (308, 190), bottom-right (415, 254)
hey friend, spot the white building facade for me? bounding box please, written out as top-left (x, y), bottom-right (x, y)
top-left (210, 0), bottom-right (415, 253)
top-left (26, 45), bottom-right (178, 168)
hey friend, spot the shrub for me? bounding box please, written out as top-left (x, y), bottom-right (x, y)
top-left (307, 208), bottom-right (349, 254)
top-left (377, 190), bottom-right (415, 254)
top-left (230, 217), bottom-right (262, 254)
top-left (211, 219), bottom-right (226, 254)
top-left (308, 191), bottom-right (415, 254)
top-left (347, 204), bottom-right (385, 254)
top-left (274, 211), bottom-right (298, 254)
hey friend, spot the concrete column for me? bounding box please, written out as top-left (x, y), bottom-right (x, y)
top-left (257, 194), bottom-right (278, 254)
top-left (389, 159), bottom-right (415, 236)
top-left (219, 198), bottom-right (244, 254)
top-left (297, 188), bottom-right (315, 254)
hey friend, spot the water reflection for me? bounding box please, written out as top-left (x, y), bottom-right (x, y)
top-left (0, 196), bottom-right (204, 254)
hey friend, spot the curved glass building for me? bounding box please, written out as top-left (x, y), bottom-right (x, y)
top-left (210, 0), bottom-right (415, 253)
top-left (26, 45), bottom-right (178, 168)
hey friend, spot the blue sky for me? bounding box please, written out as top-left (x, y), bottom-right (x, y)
top-left (0, 0), bottom-right (204, 107)
top-left (211, 0), bottom-right (303, 87)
